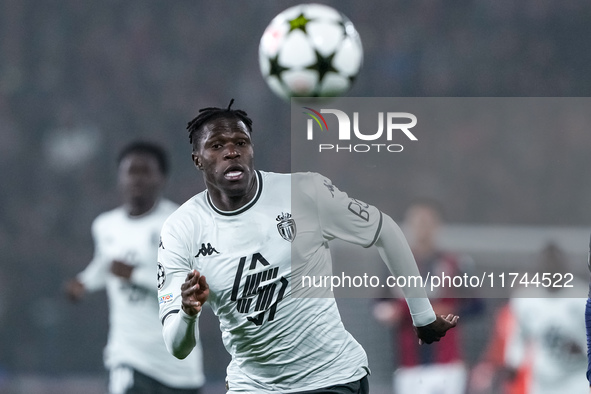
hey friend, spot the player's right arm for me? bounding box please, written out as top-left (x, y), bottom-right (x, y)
top-left (158, 218), bottom-right (205, 359)
top-left (66, 217), bottom-right (109, 301)
top-left (162, 270), bottom-right (209, 359)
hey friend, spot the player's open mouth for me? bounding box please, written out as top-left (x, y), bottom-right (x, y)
top-left (224, 170), bottom-right (243, 181)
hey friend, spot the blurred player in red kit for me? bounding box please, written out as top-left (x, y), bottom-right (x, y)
top-left (373, 199), bottom-right (482, 394)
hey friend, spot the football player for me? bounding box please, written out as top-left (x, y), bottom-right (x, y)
top-left (158, 101), bottom-right (458, 393)
top-left (66, 142), bottom-right (205, 394)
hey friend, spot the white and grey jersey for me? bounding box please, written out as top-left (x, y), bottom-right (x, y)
top-left (506, 284), bottom-right (588, 394)
top-left (158, 171), bottom-right (382, 392)
top-left (79, 199), bottom-right (204, 389)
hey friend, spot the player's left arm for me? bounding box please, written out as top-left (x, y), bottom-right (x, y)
top-left (310, 173), bottom-right (456, 342)
top-left (374, 213), bottom-right (458, 343)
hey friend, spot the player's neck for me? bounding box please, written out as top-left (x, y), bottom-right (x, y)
top-left (125, 197), bottom-right (158, 217)
top-left (208, 189), bottom-right (257, 212)
top-left (207, 176), bottom-right (258, 212)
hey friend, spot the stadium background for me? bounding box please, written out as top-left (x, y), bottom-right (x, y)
top-left (1, 1), bottom-right (591, 393)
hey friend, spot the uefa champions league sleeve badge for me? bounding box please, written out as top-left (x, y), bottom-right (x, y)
top-left (157, 262), bottom-right (166, 290)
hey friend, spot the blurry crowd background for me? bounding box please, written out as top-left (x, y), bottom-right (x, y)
top-left (1, 0), bottom-right (591, 392)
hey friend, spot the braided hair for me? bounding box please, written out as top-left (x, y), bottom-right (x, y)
top-left (186, 99), bottom-right (253, 151)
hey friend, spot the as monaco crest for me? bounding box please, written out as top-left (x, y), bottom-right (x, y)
top-left (276, 212), bottom-right (296, 242)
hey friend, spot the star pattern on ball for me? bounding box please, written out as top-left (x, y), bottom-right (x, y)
top-left (288, 13), bottom-right (311, 33)
top-left (268, 54), bottom-right (289, 79)
top-left (307, 50), bottom-right (338, 83)
top-left (259, 5), bottom-right (363, 99)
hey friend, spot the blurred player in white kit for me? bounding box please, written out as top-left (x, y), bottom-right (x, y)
top-left (66, 141), bottom-right (204, 394)
top-left (506, 242), bottom-right (587, 394)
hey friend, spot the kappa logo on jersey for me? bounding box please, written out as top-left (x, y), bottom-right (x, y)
top-left (276, 212), bottom-right (296, 242)
top-left (230, 252), bottom-right (289, 326)
top-left (157, 262), bottom-right (166, 290)
top-left (159, 236), bottom-right (165, 250)
top-left (195, 243), bottom-right (219, 257)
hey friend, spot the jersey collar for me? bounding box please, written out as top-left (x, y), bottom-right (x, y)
top-left (206, 170), bottom-right (263, 216)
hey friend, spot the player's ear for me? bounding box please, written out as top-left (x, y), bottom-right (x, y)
top-left (191, 153), bottom-right (202, 170)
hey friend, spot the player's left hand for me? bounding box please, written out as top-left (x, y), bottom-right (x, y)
top-left (415, 313), bottom-right (459, 345)
top-left (110, 260), bottom-right (134, 279)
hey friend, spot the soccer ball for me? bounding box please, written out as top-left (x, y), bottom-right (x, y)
top-left (259, 3), bottom-right (363, 100)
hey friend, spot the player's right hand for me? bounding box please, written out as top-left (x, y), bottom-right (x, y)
top-left (415, 313), bottom-right (459, 345)
top-left (110, 260), bottom-right (134, 279)
top-left (181, 270), bottom-right (209, 316)
top-left (65, 278), bottom-right (85, 302)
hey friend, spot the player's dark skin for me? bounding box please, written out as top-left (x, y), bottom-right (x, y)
top-left (191, 117), bottom-right (257, 212)
top-left (415, 314), bottom-right (459, 345)
top-left (181, 117), bottom-right (256, 315)
top-left (119, 152), bottom-right (166, 217)
top-left (182, 116), bottom-right (458, 344)
top-left (65, 153), bottom-right (166, 301)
